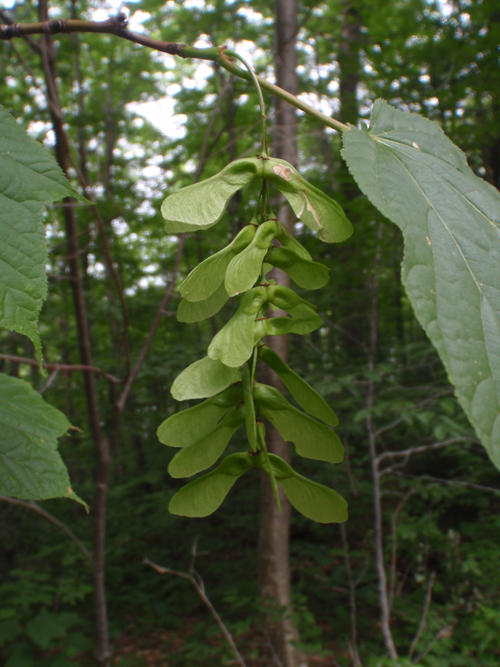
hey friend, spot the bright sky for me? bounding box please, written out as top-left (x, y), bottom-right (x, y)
top-left (0, 0), bottom-right (453, 138)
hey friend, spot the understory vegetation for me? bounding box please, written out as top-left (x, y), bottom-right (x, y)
top-left (1, 0), bottom-right (500, 666)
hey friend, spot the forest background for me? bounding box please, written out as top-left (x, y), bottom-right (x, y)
top-left (1, 0), bottom-right (500, 666)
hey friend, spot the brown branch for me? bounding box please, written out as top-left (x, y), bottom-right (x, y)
top-left (0, 354), bottom-right (123, 384)
top-left (377, 437), bottom-right (478, 469)
top-left (374, 390), bottom-right (455, 439)
top-left (408, 571), bottom-right (436, 660)
top-left (37, 3), bottom-right (110, 660)
top-left (391, 471), bottom-right (500, 495)
top-left (67, 152), bottom-right (131, 374)
top-left (365, 223), bottom-right (398, 661)
top-left (0, 12), bottom-right (348, 133)
top-left (0, 13), bottom-right (184, 53)
top-left (116, 235), bottom-right (185, 412)
top-left (412, 624), bottom-right (455, 664)
top-left (389, 489), bottom-right (418, 609)
top-left (0, 496), bottom-right (91, 565)
top-left (144, 556), bottom-right (247, 667)
top-left (340, 523), bottom-right (362, 667)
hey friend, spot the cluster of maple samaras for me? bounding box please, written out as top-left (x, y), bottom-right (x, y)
top-left (157, 156), bottom-right (353, 523)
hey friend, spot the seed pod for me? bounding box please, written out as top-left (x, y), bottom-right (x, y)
top-left (168, 405), bottom-right (245, 478)
top-left (180, 224), bottom-right (257, 302)
top-left (259, 345), bottom-right (338, 425)
top-left (162, 158), bottom-right (261, 233)
top-left (208, 288), bottom-right (269, 367)
top-left (253, 383), bottom-right (344, 464)
top-left (158, 383), bottom-right (243, 450)
top-left (266, 246), bottom-right (331, 290)
top-left (177, 282), bottom-right (229, 323)
top-left (169, 453), bottom-right (253, 517)
top-left (171, 356), bottom-right (240, 400)
top-left (262, 158), bottom-right (353, 243)
top-left (262, 454), bottom-right (348, 524)
top-left (225, 220), bottom-right (279, 296)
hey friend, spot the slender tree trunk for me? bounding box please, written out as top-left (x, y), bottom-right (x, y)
top-left (258, 2), bottom-right (306, 666)
top-left (38, 2), bottom-right (110, 664)
top-left (365, 226), bottom-right (399, 662)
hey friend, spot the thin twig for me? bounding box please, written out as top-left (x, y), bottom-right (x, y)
top-left (0, 496), bottom-right (91, 565)
top-left (39, 368), bottom-right (59, 394)
top-left (389, 489), bottom-right (418, 609)
top-left (340, 523), bottom-right (361, 667)
top-left (408, 571), bottom-right (436, 660)
top-left (0, 12), bottom-right (349, 133)
top-left (390, 472), bottom-right (500, 495)
top-left (143, 557), bottom-right (247, 667)
top-left (117, 235), bottom-right (185, 412)
top-left (374, 390), bottom-right (455, 439)
top-left (376, 437), bottom-right (477, 466)
top-left (0, 354), bottom-right (122, 384)
top-left (412, 624), bottom-right (455, 664)
top-left (67, 152), bottom-right (132, 374)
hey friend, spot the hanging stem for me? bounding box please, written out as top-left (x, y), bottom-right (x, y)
top-left (223, 49), bottom-right (268, 156)
top-left (257, 422), bottom-right (281, 512)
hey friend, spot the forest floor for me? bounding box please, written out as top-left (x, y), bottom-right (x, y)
top-left (110, 619), bottom-right (345, 667)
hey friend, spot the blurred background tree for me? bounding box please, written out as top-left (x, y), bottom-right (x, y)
top-left (1, 0), bottom-right (500, 666)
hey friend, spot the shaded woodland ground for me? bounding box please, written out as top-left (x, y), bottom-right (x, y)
top-left (1, 0), bottom-right (500, 666)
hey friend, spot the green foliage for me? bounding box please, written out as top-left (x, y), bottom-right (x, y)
top-left (170, 356), bottom-right (241, 400)
top-left (160, 149), bottom-right (350, 522)
top-left (0, 104), bottom-right (85, 359)
top-left (259, 345), bottom-right (338, 425)
top-left (162, 155), bottom-right (353, 242)
top-left (0, 105), bottom-right (85, 503)
top-left (0, 374), bottom-right (81, 502)
top-left (342, 99), bottom-right (500, 471)
top-left (168, 453), bottom-right (253, 517)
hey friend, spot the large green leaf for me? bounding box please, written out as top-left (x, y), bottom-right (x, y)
top-left (264, 454), bottom-right (348, 524)
top-left (168, 405), bottom-right (245, 478)
top-left (177, 282), bottom-right (229, 323)
top-left (225, 220), bottom-right (278, 296)
top-left (179, 224), bottom-right (257, 301)
top-left (259, 345), bottom-right (338, 425)
top-left (254, 383), bottom-right (344, 463)
top-left (162, 159), bottom-right (260, 233)
top-left (157, 384), bottom-right (242, 448)
top-left (0, 373), bottom-right (82, 502)
top-left (0, 105), bottom-right (85, 359)
top-left (342, 99), bottom-right (500, 470)
top-left (169, 453), bottom-right (252, 517)
top-left (266, 246), bottom-right (331, 290)
top-left (262, 159), bottom-right (353, 243)
top-left (171, 356), bottom-right (240, 400)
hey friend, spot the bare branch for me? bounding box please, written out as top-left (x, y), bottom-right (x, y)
top-left (374, 390), bottom-right (455, 439)
top-left (117, 236), bottom-right (185, 412)
top-left (39, 368), bottom-right (58, 394)
top-left (376, 437), bottom-right (478, 467)
top-left (0, 12), bottom-right (348, 133)
top-left (390, 471), bottom-right (500, 495)
top-left (0, 496), bottom-right (91, 565)
top-left (389, 489), bottom-right (418, 609)
top-left (144, 556), bottom-right (247, 667)
top-left (408, 571), bottom-right (436, 660)
top-left (412, 624), bottom-right (455, 664)
top-left (340, 523), bottom-right (362, 667)
top-left (0, 354), bottom-right (123, 384)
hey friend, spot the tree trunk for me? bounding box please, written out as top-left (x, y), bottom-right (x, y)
top-left (258, 2), bottom-right (307, 666)
top-left (38, 2), bottom-right (110, 664)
